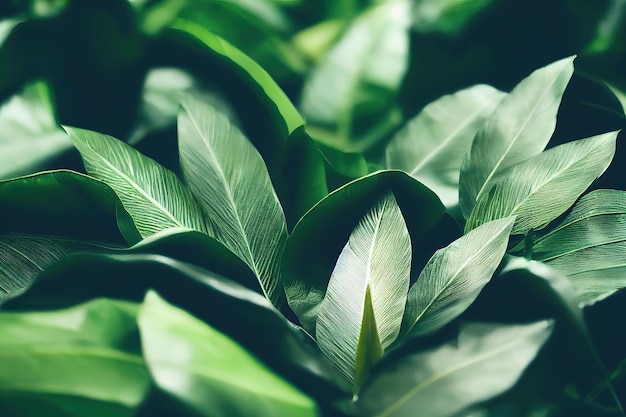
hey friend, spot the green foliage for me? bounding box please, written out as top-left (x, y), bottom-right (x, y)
top-left (1, 1), bottom-right (626, 416)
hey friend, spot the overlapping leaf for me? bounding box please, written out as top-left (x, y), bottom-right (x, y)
top-left (66, 126), bottom-right (212, 238)
top-left (316, 193), bottom-right (411, 390)
top-left (459, 56), bottom-right (575, 217)
top-left (402, 217), bottom-right (514, 338)
top-left (178, 97), bottom-right (288, 305)
top-left (385, 84), bottom-right (505, 207)
top-left (466, 131), bottom-right (617, 234)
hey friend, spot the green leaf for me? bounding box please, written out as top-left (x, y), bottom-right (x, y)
top-left (531, 189), bottom-right (626, 305)
top-left (299, 0), bottom-right (411, 152)
top-left (0, 298), bottom-right (150, 417)
top-left (178, 97), bottom-right (288, 305)
top-left (412, 0), bottom-right (497, 37)
top-left (459, 56), bottom-right (575, 217)
top-left (465, 131), bottom-right (617, 234)
top-left (139, 290), bottom-right (320, 417)
top-left (283, 170), bottom-right (455, 335)
top-left (402, 217), bottom-right (514, 338)
top-left (0, 81), bottom-right (72, 180)
top-left (385, 84), bottom-right (505, 207)
top-left (66, 126), bottom-right (213, 238)
top-left (355, 320), bottom-right (553, 417)
top-left (316, 193), bottom-right (411, 390)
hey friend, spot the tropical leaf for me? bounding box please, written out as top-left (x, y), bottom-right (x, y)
top-left (0, 298), bottom-right (150, 417)
top-left (385, 84), bottom-right (505, 207)
top-left (401, 217), bottom-right (514, 338)
top-left (299, 0), bottom-right (411, 152)
top-left (459, 56), bottom-right (575, 217)
top-left (316, 193), bottom-right (411, 391)
top-left (465, 131), bottom-right (617, 234)
top-left (66, 126), bottom-right (212, 238)
top-left (355, 320), bottom-right (553, 417)
top-left (139, 290), bottom-right (320, 417)
top-left (531, 189), bottom-right (626, 305)
top-left (178, 97), bottom-right (288, 305)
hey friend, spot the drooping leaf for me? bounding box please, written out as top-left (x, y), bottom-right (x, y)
top-left (66, 126), bottom-right (213, 238)
top-left (0, 81), bottom-right (73, 180)
top-left (178, 97), bottom-right (288, 305)
top-left (465, 131), bottom-right (617, 234)
top-left (355, 320), bottom-right (553, 417)
top-left (0, 298), bottom-right (151, 417)
top-left (401, 217), bottom-right (514, 338)
top-left (139, 290), bottom-right (320, 417)
top-left (283, 170), bottom-right (456, 335)
top-left (459, 56), bottom-right (575, 217)
top-left (530, 189), bottom-right (626, 305)
top-left (299, 0), bottom-right (411, 152)
top-left (385, 84), bottom-right (505, 207)
top-left (316, 193), bottom-right (411, 390)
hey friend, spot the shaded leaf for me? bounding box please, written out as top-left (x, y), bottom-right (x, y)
top-left (412, 0), bottom-right (497, 37)
top-left (356, 320), bottom-right (552, 417)
top-left (385, 84), bottom-right (505, 207)
top-left (316, 193), bottom-right (410, 390)
top-left (466, 131), bottom-right (617, 234)
top-left (402, 217), bottom-right (514, 338)
top-left (178, 97), bottom-right (288, 305)
top-left (66, 126), bottom-right (212, 238)
top-left (0, 298), bottom-right (150, 417)
top-left (139, 290), bottom-right (320, 417)
top-left (459, 56), bottom-right (575, 217)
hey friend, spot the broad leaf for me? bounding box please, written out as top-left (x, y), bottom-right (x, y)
top-left (283, 170), bottom-right (455, 335)
top-left (139, 290), bottom-right (320, 417)
top-left (0, 81), bottom-right (72, 180)
top-left (299, 0), bottom-right (411, 152)
top-left (466, 131), bottom-right (617, 234)
top-left (459, 56), bottom-right (575, 217)
top-left (316, 193), bottom-right (411, 390)
top-left (178, 97), bottom-right (288, 305)
top-left (385, 84), bottom-right (505, 207)
top-left (531, 189), bottom-right (626, 305)
top-left (402, 217), bottom-right (514, 338)
top-left (0, 298), bottom-right (150, 417)
top-left (66, 126), bottom-right (212, 238)
top-left (412, 0), bottom-right (497, 37)
top-left (355, 320), bottom-right (552, 417)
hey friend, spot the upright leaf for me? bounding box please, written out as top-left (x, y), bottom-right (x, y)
top-left (316, 193), bottom-right (411, 391)
top-left (466, 131), bottom-right (617, 234)
top-left (459, 56), bottom-right (575, 217)
top-left (385, 84), bottom-right (505, 207)
top-left (66, 126), bottom-right (212, 238)
top-left (402, 217), bottom-right (515, 338)
top-left (139, 290), bottom-right (320, 417)
top-left (356, 321), bottom-right (553, 417)
top-left (178, 97), bottom-right (288, 305)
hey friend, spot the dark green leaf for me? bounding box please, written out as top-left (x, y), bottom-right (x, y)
top-left (412, 0), bottom-right (497, 37)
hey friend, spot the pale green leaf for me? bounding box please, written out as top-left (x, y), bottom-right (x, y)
top-left (316, 193), bottom-right (411, 390)
top-left (138, 290), bottom-right (320, 417)
top-left (412, 0), bottom-right (496, 37)
top-left (356, 321), bottom-right (553, 417)
top-left (459, 56), bottom-right (575, 217)
top-left (65, 126), bottom-right (212, 238)
top-left (466, 131), bottom-right (617, 234)
top-left (402, 217), bottom-right (514, 338)
top-left (178, 97), bottom-right (288, 305)
top-left (385, 84), bottom-right (505, 206)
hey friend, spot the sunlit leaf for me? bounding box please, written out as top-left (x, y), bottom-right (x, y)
top-left (402, 217), bottom-right (514, 338)
top-left (459, 56), bottom-right (575, 217)
top-left (139, 290), bottom-right (320, 417)
top-left (412, 0), bottom-right (497, 37)
top-left (178, 97), bottom-right (288, 305)
top-left (356, 320), bottom-right (553, 417)
top-left (66, 126), bottom-right (213, 238)
top-left (466, 131), bottom-right (617, 234)
top-left (316, 193), bottom-right (411, 391)
top-left (0, 298), bottom-right (150, 417)
top-left (385, 84), bottom-right (505, 207)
